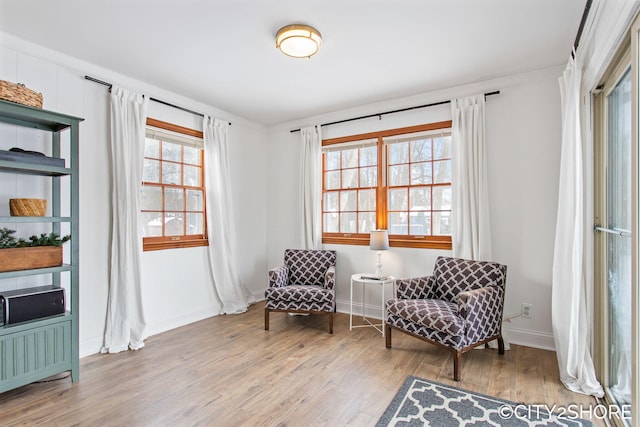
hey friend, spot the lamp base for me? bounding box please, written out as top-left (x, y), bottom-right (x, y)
top-left (375, 250), bottom-right (383, 277)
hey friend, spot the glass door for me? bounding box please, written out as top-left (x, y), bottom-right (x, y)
top-left (605, 67), bottom-right (632, 410)
top-left (595, 47), bottom-right (633, 427)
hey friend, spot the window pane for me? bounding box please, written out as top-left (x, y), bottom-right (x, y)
top-left (358, 212), bottom-right (376, 233)
top-left (340, 212), bottom-right (357, 233)
top-left (141, 185), bottom-right (162, 210)
top-left (325, 152), bottom-right (340, 171)
top-left (325, 171), bottom-right (340, 190)
top-left (411, 139), bottom-right (431, 162)
top-left (434, 136), bottom-right (451, 160)
top-left (186, 189), bottom-right (203, 211)
top-left (358, 189), bottom-right (376, 211)
top-left (360, 166), bottom-right (377, 187)
top-left (164, 188), bottom-right (184, 211)
top-left (388, 142), bottom-right (408, 165)
top-left (342, 149), bottom-right (358, 168)
top-left (165, 213), bottom-right (184, 236)
top-left (389, 212), bottom-right (408, 235)
top-left (142, 123), bottom-right (208, 246)
top-left (145, 138), bottom-right (160, 159)
top-left (186, 213), bottom-right (203, 235)
top-left (409, 187), bottom-right (431, 210)
top-left (324, 212), bottom-right (339, 232)
top-left (141, 212), bottom-right (163, 237)
top-left (433, 186), bottom-right (451, 210)
top-left (162, 141), bottom-right (181, 162)
top-left (360, 146), bottom-right (377, 166)
top-left (410, 211), bottom-right (430, 236)
top-left (433, 160), bottom-right (451, 183)
top-left (184, 165), bottom-right (201, 187)
top-left (342, 169), bottom-right (358, 188)
top-left (410, 162), bottom-right (432, 185)
top-left (433, 212), bottom-right (450, 235)
top-left (388, 188), bottom-right (408, 211)
top-left (340, 190), bottom-right (357, 211)
top-left (162, 162), bottom-right (181, 185)
top-left (183, 146), bottom-right (201, 165)
top-left (388, 164), bottom-right (409, 186)
top-left (324, 192), bottom-right (339, 212)
top-left (143, 159), bottom-right (160, 183)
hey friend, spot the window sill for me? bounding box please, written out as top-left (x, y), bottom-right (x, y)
top-left (143, 238), bottom-right (209, 251)
top-left (322, 235), bottom-right (451, 250)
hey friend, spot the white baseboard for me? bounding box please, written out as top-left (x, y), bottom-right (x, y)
top-left (336, 298), bottom-right (385, 320)
top-left (80, 336), bottom-right (104, 358)
top-left (252, 290), bottom-right (265, 302)
top-left (80, 306), bottom-right (220, 358)
top-left (502, 325), bottom-right (555, 351)
top-left (145, 306), bottom-right (220, 337)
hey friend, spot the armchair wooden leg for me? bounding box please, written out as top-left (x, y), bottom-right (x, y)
top-left (385, 324), bottom-right (392, 348)
top-left (497, 335), bottom-right (505, 355)
top-left (453, 351), bottom-right (462, 381)
top-left (264, 309), bottom-right (270, 331)
top-left (329, 312), bottom-right (334, 334)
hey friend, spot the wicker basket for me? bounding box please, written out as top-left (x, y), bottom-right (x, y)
top-left (9, 198), bottom-right (47, 216)
top-left (0, 80), bottom-right (43, 109)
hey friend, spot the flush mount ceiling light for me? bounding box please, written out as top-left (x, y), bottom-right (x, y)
top-left (276, 24), bottom-right (322, 58)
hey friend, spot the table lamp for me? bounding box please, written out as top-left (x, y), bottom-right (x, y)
top-left (370, 229), bottom-right (389, 277)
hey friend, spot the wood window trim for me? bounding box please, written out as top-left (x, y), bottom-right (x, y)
top-left (142, 118), bottom-right (209, 251)
top-left (321, 121), bottom-right (453, 250)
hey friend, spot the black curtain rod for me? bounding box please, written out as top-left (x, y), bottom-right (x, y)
top-left (290, 90), bottom-right (500, 133)
top-left (84, 75), bottom-right (231, 125)
top-left (571, 0), bottom-right (593, 57)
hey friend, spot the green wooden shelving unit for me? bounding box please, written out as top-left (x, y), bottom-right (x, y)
top-left (0, 99), bottom-right (82, 393)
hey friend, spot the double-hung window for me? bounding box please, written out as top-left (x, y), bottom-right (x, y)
top-left (322, 121), bottom-right (452, 249)
top-left (141, 118), bottom-right (208, 251)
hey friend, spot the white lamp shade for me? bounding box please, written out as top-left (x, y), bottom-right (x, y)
top-left (370, 230), bottom-right (389, 251)
top-left (276, 25), bottom-right (322, 58)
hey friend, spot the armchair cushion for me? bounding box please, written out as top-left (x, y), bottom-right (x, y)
top-left (386, 299), bottom-right (464, 336)
top-left (395, 276), bottom-right (436, 300)
top-left (265, 285), bottom-right (334, 304)
top-left (433, 256), bottom-right (506, 303)
top-left (285, 249), bottom-right (337, 287)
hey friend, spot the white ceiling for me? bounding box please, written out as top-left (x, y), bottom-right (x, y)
top-left (0, 0), bottom-right (586, 126)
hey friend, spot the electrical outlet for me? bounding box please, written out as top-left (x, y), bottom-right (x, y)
top-left (521, 303), bottom-right (532, 319)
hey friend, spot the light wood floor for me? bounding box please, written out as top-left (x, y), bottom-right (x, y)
top-left (0, 301), bottom-right (603, 426)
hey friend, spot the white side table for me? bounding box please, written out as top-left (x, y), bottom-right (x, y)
top-left (349, 274), bottom-right (396, 337)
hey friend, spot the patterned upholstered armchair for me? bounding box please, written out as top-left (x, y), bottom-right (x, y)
top-left (385, 256), bottom-right (507, 381)
top-left (265, 249), bottom-right (337, 334)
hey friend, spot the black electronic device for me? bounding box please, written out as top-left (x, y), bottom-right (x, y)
top-left (0, 285), bottom-right (65, 325)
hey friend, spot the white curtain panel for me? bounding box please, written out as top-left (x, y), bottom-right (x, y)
top-left (102, 86), bottom-right (149, 353)
top-left (451, 94), bottom-right (492, 261)
top-left (552, 57), bottom-right (603, 397)
top-left (203, 115), bottom-right (254, 314)
top-left (300, 125), bottom-right (322, 249)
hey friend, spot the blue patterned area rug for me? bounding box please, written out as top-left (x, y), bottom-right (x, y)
top-left (376, 376), bottom-right (592, 426)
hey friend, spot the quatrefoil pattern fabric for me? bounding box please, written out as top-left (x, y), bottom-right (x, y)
top-left (386, 256), bottom-right (506, 349)
top-left (265, 249), bottom-right (337, 313)
top-left (433, 256), bottom-right (506, 303)
top-left (284, 249), bottom-right (336, 288)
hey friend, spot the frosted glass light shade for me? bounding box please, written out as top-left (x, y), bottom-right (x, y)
top-left (370, 230), bottom-right (389, 251)
top-left (276, 25), bottom-right (322, 58)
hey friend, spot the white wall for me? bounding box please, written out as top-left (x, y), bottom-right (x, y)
top-left (266, 67), bottom-right (564, 350)
top-left (0, 33), bottom-right (268, 357)
top-left (1, 29), bottom-right (566, 354)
